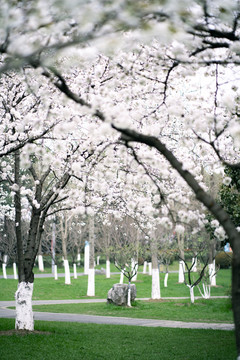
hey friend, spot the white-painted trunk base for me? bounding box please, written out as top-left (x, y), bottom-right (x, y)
top-left (73, 263), bottom-right (77, 279)
top-left (127, 286), bottom-right (131, 307)
top-left (97, 256), bottom-right (100, 265)
top-left (87, 268), bottom-right (95, 296)
top-left (148, 262), bottom-right (152, 276)
top-left (2, 263), bottom-right (7, 279)
top-left (209, 261), bottom-right (216, 286)
top-left (164, 272), bottom-right (169, 288)
top-left (54, 265), bottom-right (58, 280)
top-left (187, 285), bottom-right (195, 303)
top-left (13, 263), bottom-right (18, 280)
top-left (192, 257), bottom-right (197, 272)
top-left (64, 259), bottom-right (71, 285)
top-left (77, 253), bottom-right (81, 266)
top-left (143, 261), bottom-right (147, 274)
top-left (178, 260), bottom-right (185, 283)
top-left (84, 242), bottom-right (90, 275)
top-left (151, 268), bottom-right (161, 299)
top-left (198, 283), bottom-right (211, 299)
top-left (106, 260), bottom-right (111, 278)
top-left (120, 269), bottom-right (125, 284)
top-left (15, 282), bottom-right (34, 330)
top-left (38, 255), bottom-right (44, 272)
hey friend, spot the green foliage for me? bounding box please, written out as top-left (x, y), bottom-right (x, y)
top-left (0, 319), bottom-right (236, 360)
top-left (219, 166), bottom-right (240, 227)
top-left (215, 252), bottom-right (233, 269)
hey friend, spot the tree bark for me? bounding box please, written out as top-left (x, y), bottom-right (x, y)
top-left (164, 272), bottom-right (169, 287)
top-left (84, 241), bottom-right (90, 275)
top-left (13, 263), bottom-right (18, 280)
top-left (14, 150), bottom-right (24, 283)
top-left (151, 237), bottom-right (161, 299)
top-left (106, 256), bottom-right (111, 278)
top-left (15, 282), bottom-right (34, 330)
top-left (87, 216), bottom-right (95, 296)
top-left (178, 233), bottom-right (185, 283)
top-left (127, 281), bottom-right (131, 307)
top-left (178, 260), bottom-right (185, 283)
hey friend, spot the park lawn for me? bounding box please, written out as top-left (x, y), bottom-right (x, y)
top-left (32, 298), bottom-right (233, 324)
top-left (0, 259), bottom-right (206, 276)
top-left (0, 318), bottom-right (236, 360)
top-left (0, 269), bottom-right (231, 301)
top-left (0, 260), bottom-right (123, 276)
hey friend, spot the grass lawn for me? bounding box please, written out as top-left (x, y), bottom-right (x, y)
top-left (0, 269), bottom-right (231, 301)
top-left (0, 259), bottom-right (208, 276)
top-left (32, 298), bottom-right (233, 324)
top-left (0, 318), bottom-right (236, 360)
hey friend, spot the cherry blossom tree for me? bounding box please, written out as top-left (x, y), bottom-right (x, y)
top-left (1, 1), bottom-right (240, 357)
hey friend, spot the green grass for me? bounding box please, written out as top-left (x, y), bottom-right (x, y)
top-left (0, 270), bottom-right (231, 301)
top-left (0, 318), bottom-right (236, 360)
top-left (32, 298), bottom-right (233, 324)
top-left (0, 259), bottom-right (200, 276)
top-left (0, 260), bottom-right (123, 276)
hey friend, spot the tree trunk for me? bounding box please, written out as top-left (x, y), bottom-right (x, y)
top-left (14, 150), bottom-right (35, 331)
top-left (164, 272), bottom-right (169, 288)
top-left (192, 257), bottom-right (197, 272)
top-left (151, 238), bottom-right (161, 299)
top-left (127, 281), bottom-right (131, 307)
top-left (178, 233), bottom-right (185, 283)
top-left (54, 264), bottom-right (58, 280)
top-left (64, 259), bottom-right (71, 285)
top-left (15, 282), bottom-right (34, 330)
top-left (14, 150), bottom-right (24, 283)
top-left (232, 255), bottom-right (240, 357)
top-left (73, 263), bottom-right (77, 279)
top-left (143, 261), bottom-right (147, 274)
top-left (61, 227), bottom-right (68, 260)
top-left (106, 256), bottom-right (111, 278)
top-left (84, 241), bottom-right (90, 275)
top-left (120, 268), bottom-right (125, 284)
top-left (51, 220), bottom-right (56, 274)
top-left (38, 254), bottom-right (44, 272)
top-left (187, 285), bottom-right (195, 304)
top-left (209, 260), bottom-right (217, 286)
top-left (13, 263), bottom-right (18, 280)
top-left (178, 260), bottom-right (185, 283)
top-left (131, 258), bottom-right (138, 281)
top-left (2, 264), bottom-right (7, 279)
top-left (148, 262), bottom-right (152, 275)
top-left (87, 216), bottom-right (95, 297)
top-left (77, 252), bottom-right (81, 266)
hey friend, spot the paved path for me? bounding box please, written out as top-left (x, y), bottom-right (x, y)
top-left (0, 298), bottom-right (234, 331)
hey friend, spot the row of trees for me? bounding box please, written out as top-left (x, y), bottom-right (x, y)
top-left (0, 0), bottom-right (240, 357)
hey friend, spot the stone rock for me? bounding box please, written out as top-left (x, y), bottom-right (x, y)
top-left (107, 283), bottom-right (136, 306)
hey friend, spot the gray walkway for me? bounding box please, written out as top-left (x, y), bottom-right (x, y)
top-left (0, 298), bottom-right (234, 331)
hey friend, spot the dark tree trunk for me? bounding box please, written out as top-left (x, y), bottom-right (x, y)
top-left (14, 150), bottom-right (24, 282)
top-left (232, 253), bottom-right (240, 356)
